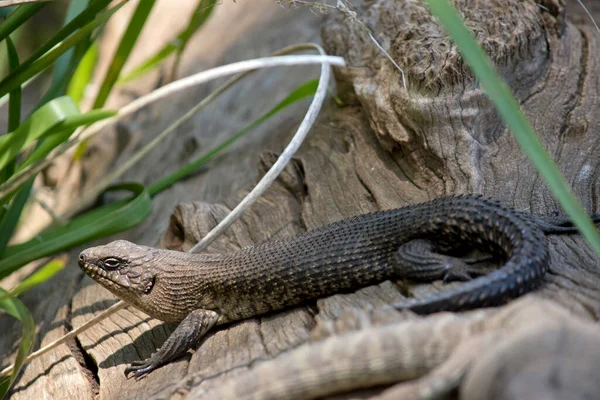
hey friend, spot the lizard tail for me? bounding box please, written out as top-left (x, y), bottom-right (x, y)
top-left (392, 195), bottom-right (551, 314)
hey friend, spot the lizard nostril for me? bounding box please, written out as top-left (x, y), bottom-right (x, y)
top-left (79, 253), bottom-right (85, 263)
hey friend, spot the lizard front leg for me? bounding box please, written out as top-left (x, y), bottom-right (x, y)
top-left (125, 309), bottom-right (220, 379)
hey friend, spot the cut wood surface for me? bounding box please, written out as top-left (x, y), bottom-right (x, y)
top-left (2, 1), bottom-right (600, 399)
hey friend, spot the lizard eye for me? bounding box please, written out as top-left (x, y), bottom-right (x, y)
top-left (102, 258), bottom-right (121, 269)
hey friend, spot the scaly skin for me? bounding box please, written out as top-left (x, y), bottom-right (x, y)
top-left (193, 297), bottom-right (597, 400)
top-left (196, 311), bottom-right (486, 400)
top-left (78, 194), bottom-right (598, 377)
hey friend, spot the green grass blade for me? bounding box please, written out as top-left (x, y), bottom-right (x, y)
top-left (118, 41), bottom-right (177, 84)
top-left (92, 0), bottom-right (156, 108)
top-left (0, 178), bottom-right (34, 255)
top-left (4, 259), bottom-right (65, 299)
top-left (119, 0), bottom-right (217, 83)
top-left (0, 288), bottom-right (35, 399)
top-left (0, 183), bottom-right (152, 280)
top-left (148, 78), bottom-right (319, 195)
top-left (37, 39), bottom-right (92, 106)
top-left (424, 0), bottom-right (600, 255)
top-left (177, 0), bottom-right (217, 43)
top-left (0, 95), bottom-right (114, 182)
top-left (39, 0), bottom-right (93, 104)
top-left (0, 74), bottom-right (39, 111)
top-left (2, 35), bottom-right (21, 185)
top-left (1, 0), bottom-right (111, 82)
top-left (0, 96), bottom-right (79, 173)
top-left (0, 2), bottom-right (124, 98)
top-left (0, 35), bottom-right (22, 242)
top-left (18, 109), bottom-right (116, 171)
top-left (5, 36), bottom-right (20, 134)
top-left (67, 42), bottom-right (98, 105)
top-left (0, 7), bottom-right (15, 18)
top-left (0, 3), bottom-right (46, 43)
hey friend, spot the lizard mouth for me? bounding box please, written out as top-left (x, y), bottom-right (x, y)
top-left (79, 259), bottom-right (123, 289)
top-left (78, 253), bottom-right (155, 294)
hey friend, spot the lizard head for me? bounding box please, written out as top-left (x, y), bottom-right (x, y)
top-left (78, 240), bottom-right (158, 301)
top-left (79, 240), bottom-right (206, 322)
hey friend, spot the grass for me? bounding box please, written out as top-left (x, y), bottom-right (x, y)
top-left (423, 0), bottom-right (600, 255)
top-left (0, 2), bottom-right (329, 394)
top-left (0, 0), bottom-right (598, 396)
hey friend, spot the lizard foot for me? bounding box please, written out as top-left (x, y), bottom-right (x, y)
top-left (394, 239), bottom-right (495, 282)
top-left (124, 358), bottom-right (161, 379)
top-left (441, 256), bottom-right (495, 282)
top-left (124, 309), bottom-right (221, 379)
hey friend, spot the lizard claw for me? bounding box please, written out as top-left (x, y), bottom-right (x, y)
top-left (442, 259), bottom-right (496, 283)
top-left (442, 260), bottom-right (482, 282)
top-left (124, 359), bottom-right (159, 379)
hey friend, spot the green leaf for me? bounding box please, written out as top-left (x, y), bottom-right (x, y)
top-left (0, 2), bottom-right (124, 98)
top-left (178, 0), bottom-right (217, 42)
top-left (18, 108), bottom-right (116, 172)
top-left (6, 36), bottom-right (21, 135)
top-left (0, 288), bottom-right (35, 399)
top-left (0, 95), bottom-right (115, 185)
top-left (1, 0), bottom-right (111, 84)
top-left (2, 35), bottom-right (21, 185)
top-left (118, 42), bottom-right (178, 84)
top-left (0, 183), bottom-right (152, 280)
top-left (0, 75), bottom-right (38, 111)
top-left (0, 35), bottom-right (23, 262)
top-left (67, 42), bottom-right (98, 105)
top-left (93, 0), bottom-right (157, 108)
top-left (0, 178), bottom-right (34, 256)
top-left (148, 79), bottom-right (319, 195)
top-left (0, 96), bottom-right (79, 174)
top-left (38, 0), bottom-right (94, 104)
top-left (0, 7), bottom-right (15, 19)
top-left (424, 0), bottom-right (600, 255)
top-left (0, 3), bottom-right (46, 43)
top-left (119, 0), bottom-right (217, 83)
top-left (3, 259), bottom-right (65, 300)
top-left (37, 40), bottom-right (92, 106)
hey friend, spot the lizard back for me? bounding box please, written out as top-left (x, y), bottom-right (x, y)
top-left (179, 195), bottom-right (548, 321)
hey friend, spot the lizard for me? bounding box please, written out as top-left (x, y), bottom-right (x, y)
top-left (191, 297), bottom-right (600, 400)
top-left (77, 194), bottom-right (600, 378)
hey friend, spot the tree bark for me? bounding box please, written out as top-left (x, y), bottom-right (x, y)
top-left (2, 1), bottom-right (600, 399)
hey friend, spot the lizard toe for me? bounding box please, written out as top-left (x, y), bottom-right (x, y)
top-left (442, 260), bottom-right (493, 283)
top-left (124, 360), bottom-right (158, 379)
